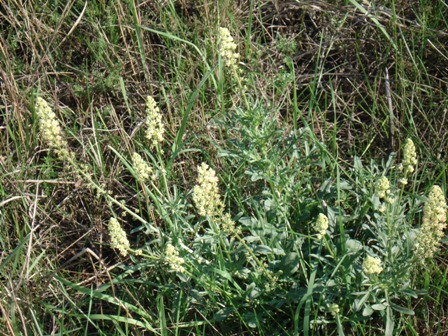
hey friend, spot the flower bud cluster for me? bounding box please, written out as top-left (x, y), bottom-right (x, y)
top-left (35, 97), bottom-right (72, 160)
top-left (108, 218), bottom-right (130, 257)
top-left (132, 152), bottom-right (154, 182)
top-left (192, 163), bottom-right (237, 234)
top-left (165, 244), bottom-right (185, 273)
top-left (145, 96), bottom-right (165, 149)
top-left (402, 138), bottom-right (417, 174)
top-left (193, 163), bottom-right (223, 218)
top-left (415, 185), bottom-right (447, 260)
top-left (328, 304), bottom-right (340, 317)
top-left (376, 176), bottom-right (394, 204)
top-left (219, 212), bottom-right (237, 234)
top-left (362, 255), bottom-right (383, 275)
top-left (314, 213), bottom-right (329, 239)
top-left (218, 27), bottom-right (239, 67)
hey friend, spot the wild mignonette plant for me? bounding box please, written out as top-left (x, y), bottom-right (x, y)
top-left (32, 27), bottom-right (447, 336)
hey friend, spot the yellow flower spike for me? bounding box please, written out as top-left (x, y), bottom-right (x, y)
top-left (165, 244), bottom-right (185, 273)
top-left (219, 212), bottom-right (238, 234)
top-left (403, 138), bottom-right (417, 174)
top-left (362, 256), bottom-right (383, 275)
top-left (145, 96), bottom-right (165, 149)
top-left (415, 185), bottom-right (447, 261)
top-left (192, 163), bottom-right (224, 218)
top-left (35, 97), bottom-right (69, 158)
top-left (218, 27), bottom-right (239, 68)
top-left (376, 176), bottom-right (390, 200)
top-left (192, 162), bottom-right (239, 235)
top-left (108, 218), bottom-right (130, 257)
top-left (132, 152), bottom-right (154, 182)
top-left (329, 304), bottom-right (340, 317)
top-left (315, 213), bottom-right (329, 239)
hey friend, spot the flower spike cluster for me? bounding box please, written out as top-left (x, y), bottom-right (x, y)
top-left (402, 138), bottom-right (417, 174)
top-left (165, 244), bottom-right (185, 273)
top-left (415, 185), bottom-right (447, 261)
top-left (314, 213), bottom-right (329, 239)
top-left (362, 256), bottom-right (383, 275)
top-left (132, 152), bottom-right (154, 182)
top-left (145, 96), bottom-right (165, 149)
top-left (218, 27), bottom-right (239, 68)
top-left (193, 163), bottom-right (223, 218)
top-left (192, 163), bottom-right (237, 234)
top-left (376, 176), bottom-right (394, 204)
top-left (108, 218), bottom-right (130, 257)
top-left (35, 97), bottom-right (72, 160)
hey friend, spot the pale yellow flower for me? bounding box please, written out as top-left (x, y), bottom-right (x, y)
top-left (315, 213), bottom-right (329, 239)
top-left (376, 176), bottom-right (394, 204)
top-left (329, 304), bottom-right (340, 317)
top-left (192, 163), bottom-right (240, 235)
top-left (108, 218), bottom-right (130, 257)
top-left (362, 256), bottom-right (383, 275)
top-left (219, 212), bottom-right (239, 234)
top-left (376, 176), bottom-right (390, 199)
top-left (192, 163), bottom-right (223, 218)
top-left (145, 96), bottom-right (165, 149)
top-left (218, 27), bottom-right (239, 67)
top-left (402, 138), bottom-right (417, 174)
top-left (35, 97), bottom-right (72, 160)
top-left (192, 162), bottom-right (239, 234)
top-left (165, 244), bottom-right (185, 273)
top-left (415, 185), bottom-right (447, 260)
top-left (398, 178), bottom-right (408, 187)
top-left (132, 152), bottom-right (153, 182)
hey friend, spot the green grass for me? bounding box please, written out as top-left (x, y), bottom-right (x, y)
top-left (1, 0), bottom-right (447, 335)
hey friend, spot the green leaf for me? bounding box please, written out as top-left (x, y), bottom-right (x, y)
top-left (371, 303), bottom-right (387, 311)
top-left (353, 292), bottom-right (370, 311)
top-left (243, 312), bottom-right (258, 329)
top-left (390, 303), bottom-right (415, 315)
top-left (385, 306), bottom-right (394, 336)
top-left (244, 235), bottom-right (260, 243)
top-left (362, 306), bottom-right (374, 316)
top-left (212, 307), bottom-right (234, 322)
top-left (279, 252), bottom-right (300, 276)
top-left (254, 245), bottom-right (273, 255)
top-left (346, 239), bottom-right (363, 253)
top-left (400, 288), bottom-right (419, 298)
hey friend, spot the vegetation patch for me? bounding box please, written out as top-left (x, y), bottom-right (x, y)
top-left (0, 0), bottom-right (447, 335)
